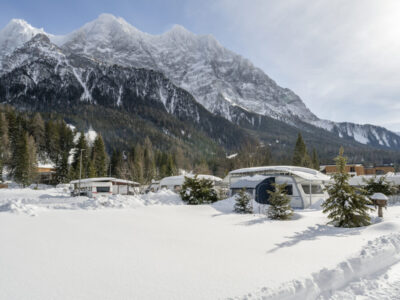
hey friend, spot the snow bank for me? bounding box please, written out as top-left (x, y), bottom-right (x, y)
top-left (0, 188), bottom-right (183, 215)
top-left (80, 190), bottom-right (183, 209)
top-left (239, 232), bottom-right (400, 300)
top-left (0, 199), bottom-right (39, 216)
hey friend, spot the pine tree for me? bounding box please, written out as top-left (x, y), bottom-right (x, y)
top-left (322, 147), bottom-right (373, 227)
top-left (91, 135), bottom-right (107, 177)
top-left (143, 137), bottom-right (156, 183)
top-left (292, 133), bottom-right (306, 166)
top-left (71, 132), bottom-right (89, 179)
top-left (362, 175), bottom-right (397, 196)
top-left (110, 149), bottom-right (123, 178)
top-left (165, 154), bottom-right (176, 177)
top-left (87, 159), bottom-right (96, 178)
top-left (27, 135), bottom-right (38, 184)
top-left (267, 183), bottom-right (294, 220)
top-left (54, 121), bottom-right (74, 183)
top-left (31, 113), bottom-right (45, 156)
top-left (132, 144), bottom-right (144, 183)
top-left (0, 113), bottom-right (9, 179)
top-left (45, 120), bottom-right (60, 163)
top-left (234, 188), bottom-right (253, 214)
top-left (180, 176), bottom-right (218, 204)
top-left (312, 148), bottom-right (320, 170)
top-left (302, 153), bottom-right (314, 168)
top-left (13, 133), bottom-right (29, 186)
top-left (55, 151), bottom-right (69, 183)
top-left (14, 133), bottom-right (37, 186)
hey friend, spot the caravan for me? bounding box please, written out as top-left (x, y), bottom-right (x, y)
top-left (70, 177), bottom-right (140, 197)
top-left (228, 166), bottom-right (330, 209)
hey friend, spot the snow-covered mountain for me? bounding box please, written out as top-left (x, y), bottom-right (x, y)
top-left (0, 32), bottom-right (254, 152)
top-left (0, 14), bottom-right (399, 150)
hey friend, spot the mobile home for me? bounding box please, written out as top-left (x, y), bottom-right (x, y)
top-left (228, 166), bottom-right (330, 209)
top-left (70, 177), bottom-right (140, 197)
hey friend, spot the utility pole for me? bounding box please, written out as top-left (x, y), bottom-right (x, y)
top-left (79, 149), bottom-right (85, 195)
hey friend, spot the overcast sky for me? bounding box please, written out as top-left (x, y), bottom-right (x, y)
top-left (1, 0), bottom-right (399, 131)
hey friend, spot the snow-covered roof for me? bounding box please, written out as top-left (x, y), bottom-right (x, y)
top-left (159, 174), bottom-right (222, 186)
top-left (229, 166), bottom-right (330, 181)
top-left (70, 177), bottom-right (139, 185)
top-left (230, 175), bottom-right (270, 189)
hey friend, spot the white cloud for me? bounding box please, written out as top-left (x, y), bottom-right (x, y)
top-left (186, 0), bottom-right (400, 131)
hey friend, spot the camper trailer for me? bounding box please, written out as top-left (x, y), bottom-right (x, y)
top-left (228, 166), bottom-right (330, 209)
top-left (158, 174), bottom-right (223, 193)
top-left (70, 177), bottom-right (140, 197)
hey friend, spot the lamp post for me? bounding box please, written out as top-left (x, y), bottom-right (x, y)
top-left (79, 149), bottom-right (85, 195)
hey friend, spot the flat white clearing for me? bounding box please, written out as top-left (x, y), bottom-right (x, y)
top-left (1, 188), bottom-right (400, 299)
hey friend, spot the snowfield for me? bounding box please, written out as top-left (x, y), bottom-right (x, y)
top-left (1, 188), bottom-right (400, 299)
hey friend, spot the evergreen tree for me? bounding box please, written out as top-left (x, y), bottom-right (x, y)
top-left (110, 149), bottom-right (123, 178)
top-left (322, 147), bottom-right (373, 227)
top-left (362, 175), bottom-right (397, 196)
top-left (312, 148), bottom-right (320, 170)
top-left (267, 183), bottom-right (293, 220)
top-left (31, 113), bottom-right (45, 155)
top-left (71, 132), bottom-right (89, 179)
top-left (165, 154), bottom-right (176, 177)
top-left (27, 135), bottom-right (38, 184)
top-left (13, 133), bottom-right (29, 186)
top-left (180, 176), bottom-right (218, 204)
top-left (6, 110), bottom-right (18, 151)
top-left (91, 135), bottom-right (107, 177)
top-left (302, 153), bottom-right (314, 168)
top-left (0, 113), bottom-right (9, 179)
top-left (143, 137), bottom-right (156, 183)
top-left (234, 188), bottom-right (253, 214)
top-left (131, 144), bottom-right (144, 183)
top-left (55, 151), bottom-right (69, 183)
top-left (54, 121), bottom-right (74, 183)
top-left (292, 133), bottom-right (307, 166)
top-left (14, 133), bottom-right (37, 186)
top-left (45, 120), bottom-right (60, 163)
top-left (87, 159), bottom-right (96, 178)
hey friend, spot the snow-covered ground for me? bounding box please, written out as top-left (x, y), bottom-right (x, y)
top-left (1, 188), bottom-right (400, 299)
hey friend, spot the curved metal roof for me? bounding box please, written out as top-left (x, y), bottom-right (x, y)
top-left (229, 166), bottom-right (330, 181)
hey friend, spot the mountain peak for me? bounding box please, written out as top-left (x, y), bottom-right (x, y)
top-left (0, 18), bottom-right (46, 58)
top-left (168, 24), bottom-right (192, 35)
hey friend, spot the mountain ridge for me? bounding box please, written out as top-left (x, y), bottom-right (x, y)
top-left (0, 14), bottom-right (399, 152)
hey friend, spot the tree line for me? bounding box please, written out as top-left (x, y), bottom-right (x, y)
top-left (0, 106), bottom-right (323, 186)
top-left (0, 107), bottom-right (182, 186)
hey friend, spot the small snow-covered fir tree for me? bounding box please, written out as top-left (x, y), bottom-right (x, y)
top-left (180, 175), bottom-right (218, 205)
top-left (234, 188), bottom-right (253, 214)
top-left (267, 183), bottom-right (293, 220)
top-left (322, 147), bottom-right (373, 228)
